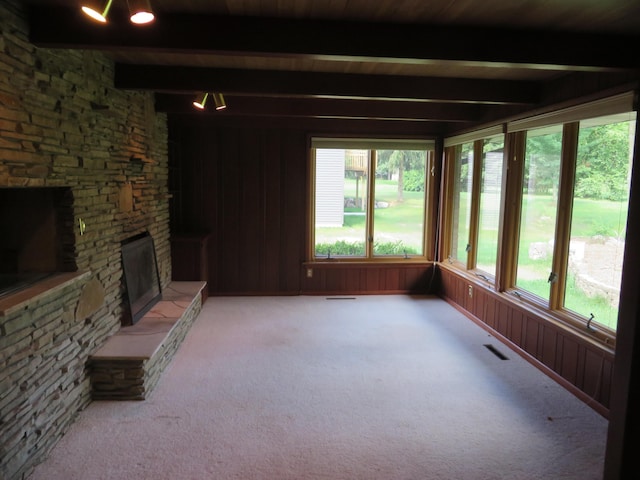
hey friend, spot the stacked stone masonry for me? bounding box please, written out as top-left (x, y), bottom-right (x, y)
top-left (1, 1), bottom-right (171, 479)
top-left (90, 282), bottom-right (206, 401)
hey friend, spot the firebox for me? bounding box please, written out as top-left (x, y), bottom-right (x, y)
top-left (121, 232), bottom-right (162, 325)
top-left (0, 187), bottom-right (77, 298)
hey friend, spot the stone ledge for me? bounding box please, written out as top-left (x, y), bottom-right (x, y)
top-left (89, 281), bottom-right (206, 400)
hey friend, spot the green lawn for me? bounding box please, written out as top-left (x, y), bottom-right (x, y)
top-left (316, 178), bottom-right (426, 255)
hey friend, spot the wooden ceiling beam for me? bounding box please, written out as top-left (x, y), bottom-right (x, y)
top-left (155, 94), bottom-right (492, 121)
top-left (118, 65), bottom-right (539, 105)
top-left (167, 113), bottom-right (450, 137)
top-left (28, 7), bottom-right (640, 71)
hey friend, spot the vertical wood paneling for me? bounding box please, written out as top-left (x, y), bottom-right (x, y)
top-left (559, 335), bottom-right (579, 384)
top-left (301, 265), bottom-right (432, 294)
top-left (485, 295), bottom-right (496, 330)
top-left (497, 302), bottom-right (509, 335)
top-left (524, 316), bottom-right (539, 358)
top-left (583, 349), bottom-right (605, 403)
top-left (541, 326), bottom-right (558, 370)
top-left (510, 309), bottom-right (523, 344)
top-left (171, 121), bottom-right (307, 294)
top-left (438, 267), bottom-right (613, 412)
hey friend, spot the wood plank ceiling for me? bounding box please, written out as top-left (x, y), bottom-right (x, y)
top-left (25, 0), bottom-right (640, 135)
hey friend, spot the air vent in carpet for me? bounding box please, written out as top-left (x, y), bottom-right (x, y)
top-left (484, 344), bottom-right (509, 360)
top-left (326, 297), bottom-right (356, 300)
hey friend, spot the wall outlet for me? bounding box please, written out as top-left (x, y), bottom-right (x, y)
top-left (468, 285), bottom-right (473, 298)
top-left (306, 268), bottom-right (313, 278)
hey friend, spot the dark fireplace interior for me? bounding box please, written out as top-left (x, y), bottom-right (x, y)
top-left (121, 232), bottom-right (162, 325)
top-left (0, 187), bottom-right (76, 297)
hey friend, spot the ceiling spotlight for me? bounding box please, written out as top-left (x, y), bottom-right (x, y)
top-left (81, 0), bottom-right (113, 23)
top-left (128, 0), bottom-right (155, 25)
top-left (193, 93), bottom-right (209, 110)
top-left (213, 93), bottom-right (227, 111)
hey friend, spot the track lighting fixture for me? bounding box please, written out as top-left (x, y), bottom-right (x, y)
top-left (192, 93), bottom-right (227, 111)
top-left (193, 93), bottom-right (209, 110)
top-left (81, 0), bottom-right (155, 25)
top-left (81, 0), bottom-right (113, 23)
top-left (128, 0), bottom-right (155, 25)
top-left (213, 93), bottom-right (227, 111)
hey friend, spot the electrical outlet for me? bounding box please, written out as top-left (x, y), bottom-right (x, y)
top-left (306, 268), bottom-right (313, 278)
top-left (468, 285), bottom-right (473, 298)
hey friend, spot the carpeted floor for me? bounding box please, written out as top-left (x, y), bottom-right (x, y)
top-left (28, 295), bottom-right (608, 480)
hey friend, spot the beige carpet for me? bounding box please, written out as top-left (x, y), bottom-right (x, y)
top-left (28, 295), bottom-right (608, 480)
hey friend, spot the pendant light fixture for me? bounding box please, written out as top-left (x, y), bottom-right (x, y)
top-left (128, 0), bottom-right (155, 25)
top-left (81, 0), bottom-right (114, 23)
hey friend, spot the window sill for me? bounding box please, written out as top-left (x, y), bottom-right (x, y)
top-left (304, 259), bottom-right (433, 268)
top-left (0, 271), bottom-right (90, 317)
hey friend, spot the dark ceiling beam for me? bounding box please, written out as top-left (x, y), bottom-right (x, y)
top-left (118, 65), bottom-right (539, 105)
top-left (155, 94), bottom-right (491, 121)
top-left (28, 7), bottom-right (640, 71)
top-left (167, 113), bottom-right (449, 137)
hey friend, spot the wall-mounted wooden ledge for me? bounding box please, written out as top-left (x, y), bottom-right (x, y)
top-left (0, 271), bottom-right (90, 317)
top-left (303, 260), bottom-right (434, 269)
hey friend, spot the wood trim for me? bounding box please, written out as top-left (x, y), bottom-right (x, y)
top-left (306, 141), bottom-right (316, 262)
top-left (366, 150), bottom-right (375, 257)
top-left (438, 146), bottom-right (456, 262)
top-left (425, 148), bottom-right (440, 261)
top-left (466, 140), bottom-right (483, 270)
top-left (550, 122), bottom-right (579, 309)
top-left (496, 131), bottom-right (525, 291)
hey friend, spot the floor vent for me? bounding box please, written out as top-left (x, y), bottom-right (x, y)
top-left (326, 297), bottom-right (356, 300)
top-left (484, 344), bottom-right (509, 360)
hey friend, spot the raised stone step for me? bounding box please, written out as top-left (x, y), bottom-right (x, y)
top-left (89, 281), bottom-right (206, 400)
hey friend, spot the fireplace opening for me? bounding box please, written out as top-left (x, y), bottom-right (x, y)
top-left (0, 187), bottom-right (77, 298)
top-left (121, 232), bottom-right (162, 325)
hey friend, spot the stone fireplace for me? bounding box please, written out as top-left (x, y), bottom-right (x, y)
top-left (0, 2), bottom-right (171, 479)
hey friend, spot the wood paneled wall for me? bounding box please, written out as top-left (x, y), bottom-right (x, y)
top-left (301, 264), bottom-right (434, 295)
top-left (170, 119), bottom-right (307, 294)
top-left (169, 117), bottom-right (438, 295)
top-left (438, 265), bottom-right (614, 415)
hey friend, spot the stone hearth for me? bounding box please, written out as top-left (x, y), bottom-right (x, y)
top-left (90, 281), bottom-right (206, 400)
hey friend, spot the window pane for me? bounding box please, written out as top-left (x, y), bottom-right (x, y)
top-left (373, 150), bottom-right (426, 256)
top-left (516, 125), bottom-right (563, 300)
top-left (450, 142), bottom-right (474, 263)
top-left (476, 136), bottom-right (504, 275)
top-left (565, 113), bottom-right (636, 330)
top-left (314, 149), bottom-right (369, 257)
